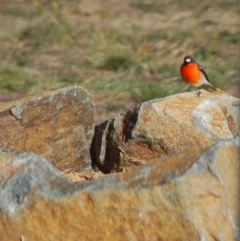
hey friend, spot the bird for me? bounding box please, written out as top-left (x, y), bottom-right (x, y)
top-left (180, 56), bottom-right (217, 96)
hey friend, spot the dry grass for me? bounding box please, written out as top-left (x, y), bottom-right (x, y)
top-left (0, 0), bottom-right (239, 124)
top-left (62, 169), bottom-right (106, 183)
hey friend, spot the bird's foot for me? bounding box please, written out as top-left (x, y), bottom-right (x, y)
top-left (195, 90), bottom-right (201, 97)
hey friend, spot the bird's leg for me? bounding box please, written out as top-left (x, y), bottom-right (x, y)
top-left (195, 89), bottom-right (201, 97)
top-left (187, 86), bottom-right (192, 92)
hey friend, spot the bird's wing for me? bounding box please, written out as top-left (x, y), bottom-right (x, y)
top-left (197, 63), bottom-right (210, 82)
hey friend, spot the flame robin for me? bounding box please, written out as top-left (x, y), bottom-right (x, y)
top-left (180, 56), bottom-right (217, 96)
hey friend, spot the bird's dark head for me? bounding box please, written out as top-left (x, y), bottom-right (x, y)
top-left (183, 56), bottom-right (194, 64)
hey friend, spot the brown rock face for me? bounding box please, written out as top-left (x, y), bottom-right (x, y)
top-left (0, 137), bottom-right (239, 240)
top-left (0, 86), bottom-right (95, 172)
top-left (91, 90), bottom-right (240, 173)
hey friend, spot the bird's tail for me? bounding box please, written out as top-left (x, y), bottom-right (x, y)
top-left (207, 83), bottom-right (217, 92)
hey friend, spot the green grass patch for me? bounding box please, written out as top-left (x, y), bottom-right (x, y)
top-left (87, 28), bottom-right (134, 50)
top-left (158, 63), bottom-right (176, 75)
top-left (83, 60), bottom-right (95, 69)
top-left (104, 30), bottom-right (133, 45)
top-left (20, 18), bottom-right (72, 48)
top-left (58, 72), bottom-right (84, 85)
top-left (131, 82), bottom-right (165, 101)
top-left (85, 73), bottom-right (182, 102)
top-left (219, 30), bottom-right (240, 44)
top-left (85, 75), bottom-right (134, 93)
top-left (193, 47), bottom-right (210, 61)
top-left (201, 20), bottom-right (217, 26)
top-left (145, 31), bottom-right (169, 42)
top-left (0, 65), bottom-right (39, 92)
top-left (105, 102), bottom-right (127, 112)
top-left (1, 6), bottom-right (41, 18)
top-left (132, 1), bottom-right (164, 13)
top-left (102, 54), bottom-right (140, 71)
top-left (15, 52), bottom-right (31, 67)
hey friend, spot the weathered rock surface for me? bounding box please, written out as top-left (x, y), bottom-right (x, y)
top-left (0, 137), bottom-right (239, 240)
top-left (91, 90), bottom-right (240, 173)
top-left (0, 86), bottom-right (95, 172)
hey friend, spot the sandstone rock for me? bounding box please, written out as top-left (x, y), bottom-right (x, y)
top-left (0, 137), bottom-right (239, 240)
top-left (0, 86), bottom-right (95, 172)
top-left (0, 152), bottom-right (78, 217)
top-left (91, 90), bottom-right (240, 173)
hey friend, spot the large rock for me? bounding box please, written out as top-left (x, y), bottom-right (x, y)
top-left (91, 90), bottom-right (240, 173)
top-left (0, 86), bottom-right (95, 172)
top-left (0, 137), bottom-right (240, 240)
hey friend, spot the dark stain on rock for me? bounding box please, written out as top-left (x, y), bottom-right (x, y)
top-left (220, 105), bottom-right (237, 136)
top-left (91, 119), bottom-right (122, 173)
top-left (227, 115), bottom-right (237, 136)
top-left (122, 105), bottom-right (140, 143)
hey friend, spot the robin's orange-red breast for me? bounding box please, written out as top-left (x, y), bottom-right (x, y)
top-left (180, 56), bottom-right (217, 94)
